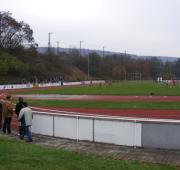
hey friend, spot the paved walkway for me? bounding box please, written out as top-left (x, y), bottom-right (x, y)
top-left (1, 131), bottom-right (180, 166)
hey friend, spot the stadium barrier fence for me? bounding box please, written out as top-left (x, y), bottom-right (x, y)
top-left (0, 80), bottom-right (105, 90)
top-left (31, 110), bottom-right (180, 149)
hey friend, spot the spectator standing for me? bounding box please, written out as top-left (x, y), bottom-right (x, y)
top-left (2, 95), bottom-right (14, 134)
top-left (19, 102), bottom-right (33, 142)
top-left (15, 97), bottom-right (25, 138)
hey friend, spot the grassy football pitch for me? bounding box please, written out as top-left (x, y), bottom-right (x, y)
top-left (14, 81), bottom-right (180, 109)
top-left (20, 81), bottom-right (180, 96)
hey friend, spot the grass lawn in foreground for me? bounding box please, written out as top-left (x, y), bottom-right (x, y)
top-left (19, 81), bottom-right (180, 96)
top-left (0, 137), bottom-right (178, 170)
top-left (27, 100), bottom-right (180, 110)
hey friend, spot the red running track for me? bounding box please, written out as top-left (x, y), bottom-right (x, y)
top-left (2, 93), bottom-right (180, 127)
top-left (10, 106), bottom-right (180, 130)
top-left (32, 106), bottom-right (180, 120)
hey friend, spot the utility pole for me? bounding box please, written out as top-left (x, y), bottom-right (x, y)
top-left (124, 50), bottom-right (127, 57)
top-left (48, 32), bottom-right (53, 53)
top-left (80, 40), bottom-right (83, 56)
top-left (102, 46), bottom-right (106, 57)
top-left (56, 41), bottom-right (59, 54)
top-left (88, 54), bottom-right (90, 80)
top-left (0, 12), bottom-right (2, 37)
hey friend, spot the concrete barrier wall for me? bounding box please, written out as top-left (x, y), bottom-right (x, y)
top-left (54, 116), bottom-right (77, 140)
top-left (78, 118), bottom-right (94, 141)
top-left (31, 112), bottom-right (142, 147)
top-left (32, 114), bottom-right (53, 136)
top-left (31, 112), bottom-right (180, 149)
top-left (94, 119), bottom-right (142, 146)
top-left (142, 122), bottom-right (180, 150)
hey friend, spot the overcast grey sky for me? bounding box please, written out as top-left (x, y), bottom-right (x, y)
top-left (1, 0), bottom-right (180, 57)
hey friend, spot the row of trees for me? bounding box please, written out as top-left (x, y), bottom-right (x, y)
top-left (69, 50), bottom-right (180, 80)
top-left (0, 11), bottom-right (180, 84)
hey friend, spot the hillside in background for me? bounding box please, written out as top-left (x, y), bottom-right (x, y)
top-left (1, 46), bottom-right (180, 84)
top-left (1, 11), bottom-right (180, 85)
top-left (38, 47), bottom-right (178, 62)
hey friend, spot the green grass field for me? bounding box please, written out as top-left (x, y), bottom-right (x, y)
top-left (0, 137), bottom-right (178, 170)
top-left (16, 81), bottom-right (180, 109)
top-left (20, 81), bottom-right (180, 96)
top-left (27, 100), bottom-right (180, 110)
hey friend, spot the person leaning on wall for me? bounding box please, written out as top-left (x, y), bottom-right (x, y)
top-left (18, 102), bottom-right (33, 142)
top-left (2, 95), bottom-right (14, 134)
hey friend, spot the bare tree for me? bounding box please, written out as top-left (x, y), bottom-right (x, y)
top-left (0, 11), bottom-right (35, 49)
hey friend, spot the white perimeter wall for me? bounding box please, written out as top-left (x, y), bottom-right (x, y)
top-left (0, 80), bottom-right (105, 90)
top-left (94, 120), bottom-right (142, 146)
top-left (31, 112), bottom-right (142, 147)
top-left (31, 113), bottom-right (54, 136)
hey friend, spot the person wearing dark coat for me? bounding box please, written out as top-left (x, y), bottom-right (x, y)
top-left (15, 97), bottom-right (26, 138)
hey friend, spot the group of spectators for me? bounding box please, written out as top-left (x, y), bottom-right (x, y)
top-left (29, 76), bottom-right (64, 84)
top-left (0, 95), bottom-right (33, 142)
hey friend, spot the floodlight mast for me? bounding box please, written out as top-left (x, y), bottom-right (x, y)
top-left (88, 53), bottom-right (90, 80)
top-left (102, 46), bottom-right (106, 57)
top-left (56, 41), bottom-right (59, 54)
top-left (80, 40), bottom-right (84, 56)
top-left (48, 32), bottom-right (53, 53)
